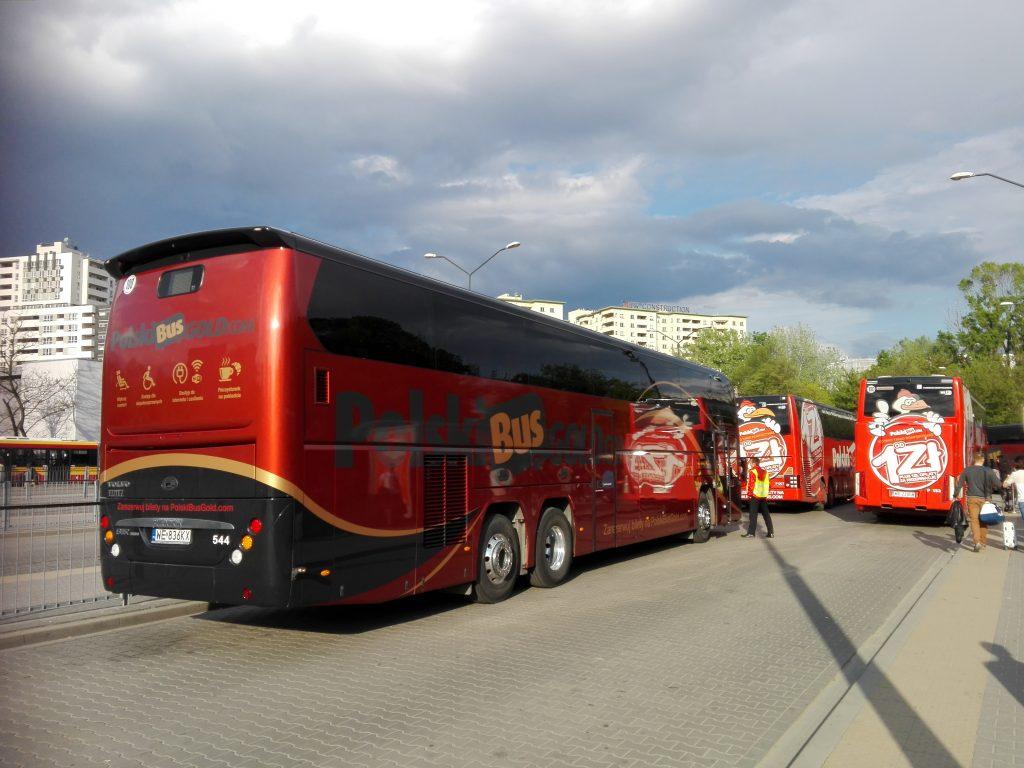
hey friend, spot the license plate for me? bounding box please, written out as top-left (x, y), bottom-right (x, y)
top-left (151, 528), bottom-right (192, 545)
top-left (889, 490), bottom-right (917, 499)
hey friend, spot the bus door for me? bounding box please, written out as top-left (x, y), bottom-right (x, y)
top-left (591, 410), bottom-right (617, 551)
top-left (713, 427), bottom-right (739, 523)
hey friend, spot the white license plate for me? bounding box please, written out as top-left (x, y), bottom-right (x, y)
top-left (889, 490), bottom-right (917, 499)
top-left (151, 528), bottom-right (192, 545)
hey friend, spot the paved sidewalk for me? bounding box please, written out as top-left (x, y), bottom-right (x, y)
top-left (806, 525), bottom-right (1022, 767)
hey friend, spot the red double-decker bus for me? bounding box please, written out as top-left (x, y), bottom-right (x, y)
top-left (736, 396), bottom-right (854, 508)
top-left (854, 376), bottom-right (985, 516)
top-left (98, 227), bottom-right (740, 607)
top-left (988, 424), bottom-right (1024, 477)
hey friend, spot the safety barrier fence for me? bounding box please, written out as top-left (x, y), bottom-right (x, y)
top-left (1, 480), bottom-right (122, 618)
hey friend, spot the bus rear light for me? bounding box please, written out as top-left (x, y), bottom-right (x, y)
top-left (319, 568), bottom-right (331, 578)
top-left (241, 587), bottom-right (252, 600)
top-left (104, 530), bottom-right (115, 544)
top-left (248, 518), bottom-right (263, 535)
top-left (855, 473), bottom-right (861, 497)
top-left (948, 476), bottom-right (956, 500)
top-left (230, 549), bottom-right (243, 565)
top-left (100, 515), bottom-right (110, 530)
top-left (240, 535), bottom-right (254, 551)
top-left (105, 576), bottom-right (115, 589)
top-left (110, 543), bottom-right (121, 558)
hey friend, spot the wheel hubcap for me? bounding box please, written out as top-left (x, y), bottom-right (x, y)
top-left (483, 533), bottom-right (514, 584)
top-left (544, 526), bottom-right (566, 571)
top-left (697, 498), bottom-right (712, 530)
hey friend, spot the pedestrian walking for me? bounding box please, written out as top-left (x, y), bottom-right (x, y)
top-left (1002, 457), bottom-right (1024, 517)
top-left (955, 453), bottom-right (1002, 552)
top-left (742, 455), bottom-right (774, 539)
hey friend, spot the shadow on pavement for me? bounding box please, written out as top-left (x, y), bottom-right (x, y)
top-left (912, 530), bottom-right (961, 553)
top-left (767, 543), bottom-right (960, 767)
top-left (981, 642), bottom-right (1024, 710)
top-left (199, 531), bottom-right (730, 635)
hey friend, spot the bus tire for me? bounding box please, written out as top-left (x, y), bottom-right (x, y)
top-left (690, 491), bottom-right (714, 543)
top-left (472, 514), bottom-right (520, 604)
top-left (530, 508), bottom-right (573, 588)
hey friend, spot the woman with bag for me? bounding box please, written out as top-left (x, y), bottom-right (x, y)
top-left (955, 453), bottom-right (1002, 552)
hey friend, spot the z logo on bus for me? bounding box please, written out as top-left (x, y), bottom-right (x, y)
top-left (868, 415), bottom-right (948, 491)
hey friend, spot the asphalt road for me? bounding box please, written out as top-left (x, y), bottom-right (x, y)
top-left (0, 503), bottom-right (957, 768)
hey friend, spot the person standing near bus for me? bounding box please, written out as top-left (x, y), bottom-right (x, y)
top-left (1003, 457), bottom-right (1024, 517)
top-left (742, 455), bottom-right (774, 539)
top-left (956, 453), bottom-right (1002, 552)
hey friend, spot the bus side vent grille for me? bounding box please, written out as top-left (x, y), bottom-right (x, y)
top-left (423, 454), bottom-right (468, 549)
top-left (314, 368), bottom-right (330, 404)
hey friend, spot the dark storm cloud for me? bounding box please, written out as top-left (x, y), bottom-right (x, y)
top-left (1, 0), bottom-right (1021, 354)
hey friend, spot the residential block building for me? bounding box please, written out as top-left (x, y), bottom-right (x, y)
top-left (568, 302), bottom-right (746, 355)
top-left (0, 238), bottom-right (114, 362)
top-left (496, 292), bottom-right (565, 320)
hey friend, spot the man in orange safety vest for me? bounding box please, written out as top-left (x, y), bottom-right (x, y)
top-left (742, 455), bottom-right (775, 539)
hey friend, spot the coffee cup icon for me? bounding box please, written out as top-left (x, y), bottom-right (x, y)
top-left (219, 359), bottom-right (242, 382)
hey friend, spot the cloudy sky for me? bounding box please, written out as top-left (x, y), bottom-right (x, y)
top-left (2, 0), bottom-right (1022, 356)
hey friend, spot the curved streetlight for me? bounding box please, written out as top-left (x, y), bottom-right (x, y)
top-left (424, 242), bottom-right (520, 291)
top-left (999, 300), bottom-right (1017, 367)
top-left (653, 328), bottom-right (685, 354)
top-left (949, 171), bottom-right (1024, 189)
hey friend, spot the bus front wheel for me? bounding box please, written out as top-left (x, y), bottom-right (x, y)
top-left (530, 508), bottom-right (573, 588)
top-left (472, 514), bottom-right (520, 604)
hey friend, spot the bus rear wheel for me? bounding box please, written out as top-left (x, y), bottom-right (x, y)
top-left (690, 491), bottom-right (714, 543)
top-left (530, 508), bottom-right (573, 588)
top-left (472, 514), bottom-right (520, 604)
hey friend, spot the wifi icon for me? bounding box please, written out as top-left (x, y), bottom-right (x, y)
top-left (190, 359), bottom-right (204, 384)
top-left (191, 360), bottom-right (203, 373)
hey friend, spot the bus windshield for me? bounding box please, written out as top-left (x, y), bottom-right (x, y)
top-left (863, 378), bottom-right (956, 417)
top-left (738, 397), bottom-right (791, 435)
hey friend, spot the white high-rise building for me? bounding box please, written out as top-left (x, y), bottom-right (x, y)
top-left (0, 238), bottom-right (115, 362)
top-left (569, 302), bottom-right (746, 355)
top-left (496, 292), bottom-right (565, 320)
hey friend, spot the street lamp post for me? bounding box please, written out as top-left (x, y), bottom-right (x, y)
top-left (653, 329), bottom-right (685, 355)
top-left (949, 171), bottom-right (1024, 189)
top-left (999, 300), bottom-right (1016, 367)
top-left (424, 242), bottom-right (521, 291)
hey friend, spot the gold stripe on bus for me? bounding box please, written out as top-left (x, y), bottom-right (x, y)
top-left (100, 453), bottom-right (423, 538)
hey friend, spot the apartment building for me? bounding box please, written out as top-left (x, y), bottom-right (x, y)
top-left (496, 292), bottom-right (565, 320)
top-left (568, 302), bottom-right (746, 355)
top-left (0, 239), bottom-right (114, 362)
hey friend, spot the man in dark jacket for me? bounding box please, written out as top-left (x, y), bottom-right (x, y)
top-left (955, 453), bottom-right (1002, 552)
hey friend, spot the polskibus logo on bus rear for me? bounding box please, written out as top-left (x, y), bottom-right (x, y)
top-left (868, 415), bottom-right (948, 491)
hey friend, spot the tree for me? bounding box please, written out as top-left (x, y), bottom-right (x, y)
top-left (949, 261), bottom-right (1024, 362)
top-left (681, 324), bottom-right (847, 404)
top-left (683, 328), bottom-right (750, 378)
top-left (0, 313), bottom-right (78, 437)
top-left (870, 336), bottom-right (953, 377)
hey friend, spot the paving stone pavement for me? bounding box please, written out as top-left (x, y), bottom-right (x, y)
top-left (0, 505), bottom-right (952, 768)
top-left (972, 540), bottom-right (1024, 768)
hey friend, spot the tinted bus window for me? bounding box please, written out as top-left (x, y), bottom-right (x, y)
top-left (308, 265), bottom-right (437, 369)
top-left (864, 378), bottom-right (955, 417)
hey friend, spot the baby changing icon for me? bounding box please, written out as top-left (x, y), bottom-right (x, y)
top-left (219, 357), bottom-right (242, 382)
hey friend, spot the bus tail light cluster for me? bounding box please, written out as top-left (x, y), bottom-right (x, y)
top-left (231, 518), bottom-right (263, 565)
top-left (948, 476), bottom-right (956, 500)
top-left (854, 473), bottom-right (862, 498)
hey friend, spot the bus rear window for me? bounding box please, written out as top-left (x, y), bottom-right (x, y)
top-left (157, 265), bottom-right (204, 298)
top-left (864, 380), bottom-right (955, 417)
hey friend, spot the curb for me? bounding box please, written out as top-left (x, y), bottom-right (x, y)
top-left (759, 545), bottom-right (960, 767)
top-left (0, 599), bottom-right (208, 651)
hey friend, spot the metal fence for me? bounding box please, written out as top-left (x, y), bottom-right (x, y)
top-left (1, 480), bottom-right (121, 618)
